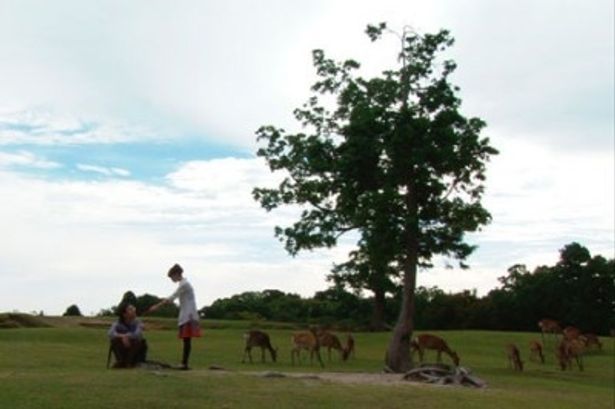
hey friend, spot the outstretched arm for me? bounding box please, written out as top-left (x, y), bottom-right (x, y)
top-left (146, 299), bottom-right (170, 314)
top-left (147, 282), bottom-right (183, 313)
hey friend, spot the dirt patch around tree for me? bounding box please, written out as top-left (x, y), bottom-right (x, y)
top-left (272, 371), bottom-right (413, 386)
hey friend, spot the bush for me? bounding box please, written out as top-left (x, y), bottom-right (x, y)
top-left (63, 305), bottom-right (82, 317)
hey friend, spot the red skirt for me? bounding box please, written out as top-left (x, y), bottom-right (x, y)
top-left (178, 320), bottom-right (202, 339)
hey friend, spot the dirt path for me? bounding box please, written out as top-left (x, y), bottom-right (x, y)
top-left (158, 366), bottom-right (486, 388)
top-left (194, 367), bottom-right (416, 386)
top-left (243, 370), bottom-right (423, 386)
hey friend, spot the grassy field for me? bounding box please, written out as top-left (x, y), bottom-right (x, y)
top-left (0, 316), bottom-right (613, 409)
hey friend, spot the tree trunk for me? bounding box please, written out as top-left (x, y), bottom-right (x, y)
top-left (385, 255), bottom-right (418, 372)
top-left (385, 176), bottom-right (418, 372)
top-left (370, 288), bottom-right (387, 331)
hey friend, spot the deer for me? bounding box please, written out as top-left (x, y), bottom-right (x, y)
top-left (412, 334), bottom-right (460, 367)
top-left (563, 326), bottom-right (581, 340)
top-left (291, 328), bottom-right (324, 368)
top-left (505, 344), bottom-right (524, 371)
top-left (538, 318), bottom-right (562, 346)
top-left (529, 340), bottom-right (545, 364)
top-left (556, 338), bottom-right (584, 371)
top-left (242, 330), bottom-right (278, 364)
top-left (580, 333), bottom-right (602, 351)
top-left (317, 330), bottom-right (349, 362)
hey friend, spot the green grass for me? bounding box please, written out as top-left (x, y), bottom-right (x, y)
top-left (0, 319), bottom-right (613, 409)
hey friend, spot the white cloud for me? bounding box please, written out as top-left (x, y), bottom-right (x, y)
top-left (165, 157), bottom-right (286, 203)
top-left (0, 157), bottom-right (339, 314)
top-left (1, 145), bottom-right (612, 315)
top-left (0, 109), bottom-right (156, 145)
top-left (76, 164), bottom-right (131, 177)
top-left (444, 1), bottom-right (614, 152)
top-left (0, 1), bottom-right (612, 315)
top-left (2, 1), bottom-right (610, 151)
top-left (483, 134), bottom-right (614, 242)
top-left (0, 150), bottom-right (61, 169)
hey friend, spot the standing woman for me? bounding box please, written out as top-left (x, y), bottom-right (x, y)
top-left (149, 263), bottom-right (201, 369)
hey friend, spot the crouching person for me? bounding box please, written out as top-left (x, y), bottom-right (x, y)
top-left (108, 303), bottom-right (147, 368)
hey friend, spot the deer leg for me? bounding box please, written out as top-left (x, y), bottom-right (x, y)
top-left (541, 331), bottom-right (546, 348)
top-left (269, 348), bottom-right (275, 362)
top-left (314, 348), bottom-right (324, 368)
top-left (576, 356), bottom-right (583, 371)
top-left (242, 346), bottom-right (252, 364)
top-left (261, 347), bottom-right (266, 363)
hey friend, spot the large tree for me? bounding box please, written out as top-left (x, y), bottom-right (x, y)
top-left (253, 23), bottom-right (497, 372)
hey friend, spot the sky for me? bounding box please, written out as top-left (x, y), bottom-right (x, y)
top-left (0, 0), bottom-right (613, 316)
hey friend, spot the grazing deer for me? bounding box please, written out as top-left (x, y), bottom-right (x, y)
top-left (563, 326), bottom-right (581, 340)
top-left (556, 338), bottom-right (584, 371)
top-left (317, 330), bottom-right (349, 362)
top-left (580, 333), bottom-right (602, 351)
top-left (538, 319), bottom-right (562, 346)
top-left (505, 344), bottom-right (524, 371)
top-left (528, 340), bottom-right (545, 364)
top-left (413, 334), bottom-right (460, 367)
top-left (291, 328), bottom-right (324, 368)
top-left (242, 330), bottom-right (278, 363)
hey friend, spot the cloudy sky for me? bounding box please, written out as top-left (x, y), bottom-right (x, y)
top-left (1, 0), bottom-right (613, 315)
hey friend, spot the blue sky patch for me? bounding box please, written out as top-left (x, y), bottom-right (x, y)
top-left (0, 137), bottom-right (252, 183)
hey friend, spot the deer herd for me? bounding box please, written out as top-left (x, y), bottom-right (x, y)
top-left (241, 318), bottom-right (603, 373)
top-left (242, 327), bottom-right (355, 367)
top-left (505, 318), bottom-right (603, 372)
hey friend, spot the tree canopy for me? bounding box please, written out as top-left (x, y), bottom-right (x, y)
top-left (62, 304), bottom-right (82, 317)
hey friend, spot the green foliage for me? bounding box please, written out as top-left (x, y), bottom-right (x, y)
top-left (203, 288), bottom-right (372, 329)
top-left (487, 242), bottom-right (614, 334)
top-left (62, 304), bottom-right (82, 317)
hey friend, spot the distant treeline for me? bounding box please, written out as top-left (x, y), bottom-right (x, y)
top-left (202, 243), bottom-right (614, 334)
top-left (98, 243), bottom-right (614, 334)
